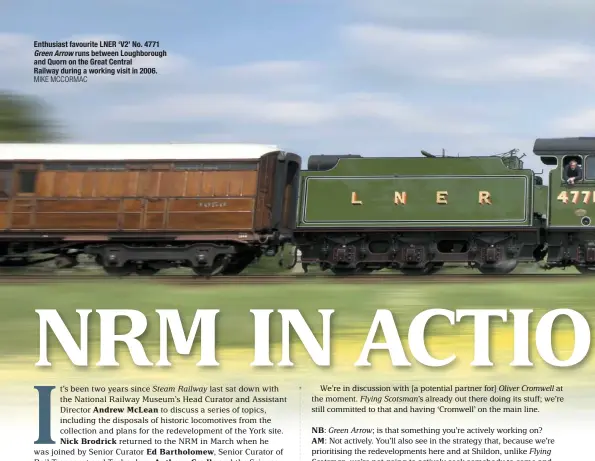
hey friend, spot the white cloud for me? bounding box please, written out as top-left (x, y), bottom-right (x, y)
top-left (110, 93), bottom-right (336, 126)
top-left (342, 24), bottom-right (595, 83)
top-left (552, 109), bottom-right (595, 134)
top-left (108, 91), bottom-right (491, 135)
top-left (219, 60), bottom-right (317, 80)
top-left (190, 60), bottom-right (321, 96)
top-left (0, 33), bottom-right (31, 74)
top-left (350, 0), bottom-right (595, 38)
top-left (108, 93), bottom-right (334, 126)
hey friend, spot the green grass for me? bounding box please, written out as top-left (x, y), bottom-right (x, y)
top-left (0, 279), bottom-right (592, 363)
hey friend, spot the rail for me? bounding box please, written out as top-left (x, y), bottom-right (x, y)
top-left (0, 273), bottom-right (584, 284)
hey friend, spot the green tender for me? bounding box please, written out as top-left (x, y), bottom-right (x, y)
top-left (298, 158), bottom-right (533, 228)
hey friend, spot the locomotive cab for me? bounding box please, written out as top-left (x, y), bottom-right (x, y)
top-left (534, 137), bottom-right (595, 273)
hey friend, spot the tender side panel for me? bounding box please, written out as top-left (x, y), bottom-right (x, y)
top-left (299, 175), bottom-right (531, 228)
top-left (2, 169), bottom-right (259, 232)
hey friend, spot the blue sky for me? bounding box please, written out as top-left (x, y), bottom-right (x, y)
top-left (1, 0), bottom-right (595, 176)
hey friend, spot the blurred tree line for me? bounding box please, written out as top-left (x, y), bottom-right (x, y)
top-left (0, 91), bottom-right (58, 142)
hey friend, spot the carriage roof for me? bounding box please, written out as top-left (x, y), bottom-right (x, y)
top-left (0, 143), bottom-right (285, 161)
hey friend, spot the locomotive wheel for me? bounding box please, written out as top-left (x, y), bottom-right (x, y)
top-left (477, 260), bottom-right (517, 275)
top-left (192, 255), bottom-right (229, 277)
top-left (400, 262), bottom-right (442, 276)
top-left (575, 265), bottom-right (595, 275)
top-left (95, 255), bottom-right (134, 276)
top-left (103, 264), bottom-right (135, 276)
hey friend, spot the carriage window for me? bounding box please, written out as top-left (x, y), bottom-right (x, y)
top-left (0, 164), bottom-right (13, 197)
top-left (586, 155), bottom-right (595, 180)
top-left (17, 171), bottom-right (37, 193)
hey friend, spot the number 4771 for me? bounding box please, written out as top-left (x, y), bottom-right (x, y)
top-left (557, 190), bottom-right (594, 204)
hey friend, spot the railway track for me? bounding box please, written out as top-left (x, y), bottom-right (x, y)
top-left (0, 273), bottom-right (585, 284)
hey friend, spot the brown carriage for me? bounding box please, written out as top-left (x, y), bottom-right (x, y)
top-left (0, 143), bottom-right (301, 275)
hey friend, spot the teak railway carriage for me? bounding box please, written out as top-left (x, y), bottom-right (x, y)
top-left (0, 137), bottom-right (594, 276)
top-left (0, 144), bottom-right (301, 275)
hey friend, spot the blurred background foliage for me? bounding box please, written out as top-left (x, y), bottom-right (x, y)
top-left (0, 91), bottom-right (60, 142)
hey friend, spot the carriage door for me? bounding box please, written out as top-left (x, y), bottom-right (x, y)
top-left (140, 163), bottom-right (170, 231)
top-left (10, 164), bottom-right (38, 229)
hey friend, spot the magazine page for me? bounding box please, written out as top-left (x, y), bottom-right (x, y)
top-left (1, 2), bottom-right (593, 461)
